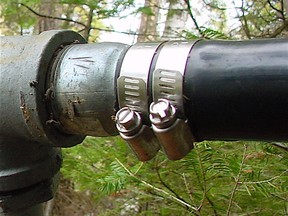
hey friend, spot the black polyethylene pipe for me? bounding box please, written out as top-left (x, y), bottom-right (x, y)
top-left (184, 39), bottom-right (288, 142)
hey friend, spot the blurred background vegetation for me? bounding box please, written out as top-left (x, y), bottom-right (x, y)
top-left (1, 0), bottom-right (288, 215)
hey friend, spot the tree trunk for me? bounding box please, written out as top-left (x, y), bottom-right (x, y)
top-left (137, 0), bottom-right (161, 42)
top-left (83, 8), bottom-right (94, 41)
top-left (162, 0), bottom-right (188, 40)
top-left (35, 0), bottom-right (62, 33)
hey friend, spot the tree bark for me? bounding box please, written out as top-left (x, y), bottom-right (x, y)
top-left (162, 0), bottom-right (188, 39)
top-left (35, 0), bottom-right (62, 33)
top-left (83, 8), bottom-right (94, 41)
top-left (137, 0), bottom-right (161, 42)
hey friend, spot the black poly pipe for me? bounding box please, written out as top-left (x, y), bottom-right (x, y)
top-left (184, 39), bottom-right (288, 142)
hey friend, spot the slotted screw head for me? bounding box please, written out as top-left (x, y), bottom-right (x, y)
top-left (116, 107), bottom-right (140, 131)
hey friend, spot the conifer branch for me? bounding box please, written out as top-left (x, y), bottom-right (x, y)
top-left (226, 144), bottom-right (248, 216)
top-left (115, 158), bottom-right (199, 214)
top-left (182, 173), bottom-right (195, 205)
top-left (194, 144), bottom-right (217, 215)
top-left (239, 169), bottom-right (288, 185)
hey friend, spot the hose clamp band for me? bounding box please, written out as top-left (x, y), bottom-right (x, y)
top-left (117, 43), bottom-right (163, 121)
top-left (152, 41), bottom-right (197, 114)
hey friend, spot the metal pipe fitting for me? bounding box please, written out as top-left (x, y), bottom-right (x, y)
top-left (0, 30), bottom-right (86, 147)
top-left (150, 99), bottom-right (194, 160)
top-left (48, 42), bottom-right (129, 137)
top-left (116, 107), bottom-right (160, 161)
top-left (0, 30), bottom-right (87, 215)
top-left (1, 30), bottom-right (288, 214)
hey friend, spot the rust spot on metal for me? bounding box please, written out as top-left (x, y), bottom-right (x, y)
top-left (20, 91), bottom-right (30, 123)
top-left (67, 99), bottom-right (75, 121)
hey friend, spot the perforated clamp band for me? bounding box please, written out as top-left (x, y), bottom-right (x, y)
top-left (117, 42), bottom-right (163, 122)
top-left (152, 41), bottom-right (197, 114)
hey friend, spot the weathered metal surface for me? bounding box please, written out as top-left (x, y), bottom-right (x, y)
top-left (0, 30), bottom-right (87, 215)
top-left (0, 30), bottom-right (86, 147)
top-left (0, 172), bottom-right (59, 214)
top-left (49, 42), bottom-right (130, 136)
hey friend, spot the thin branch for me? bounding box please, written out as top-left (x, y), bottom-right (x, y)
top-left (271, 193), bottom-right (288, 202)
top-left (19, 2), bottom-right (180, 40)
top-left (82, 7), bottom-right (94, 40)
top-left (90, 26), bottom-right (181, 39)
top-left (269, 21), bottom-right (288, 37)
top-left (194, 144), bottom-right (218, 215)
top-left (182, 173), bottom-right (195, 205)
top-left (195, 144), bottom-right (207, 212)
top-left (184, 0), bottom-right (205, 38)
top-left (245, 21), bottom-right (288, 38)
top-left (155, 166), bottom-right (188, 207)
top-left (239, 169), bottom-right (288, 184)
top-left (115, 158), bottom-right (199, 214)
top-left (267, 0), bottom-right (284, 16)
top-left (271, 142), bottom-right (288, 151)
top-left (57, 190), bottom-right (80, 208)
top-left (239, 0), bottom-right (251, 39)
top-left (19, 3), bottom-right (88, 28)
top-left (226, 145), bottom-right (248, 216)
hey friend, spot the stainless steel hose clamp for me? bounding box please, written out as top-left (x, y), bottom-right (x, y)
top-left (117, 43), bottom-right (163, 161)
top-left (117, 41), bottom-right (198, 161)
top-left (152, 41), bottom-right (197, 114)
top-left (117, 42), bottom-right (163, 122)
top-left (150, 41), bottom-right (198, 160)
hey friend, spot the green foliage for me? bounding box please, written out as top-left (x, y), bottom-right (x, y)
top-left (137, 6), bottom-right (154, 16)
top-left (0, 0), bottom-right (38, 35)
top-left (2, 0), bottom-right (287, 214)
top-left (62, 138), bottom-right (288, 215)
top-left (200, 27), bottom-right (229, 39)
top-left (181, 27), bottom-right (229, 40)
top-left (0, 0), bottom-right (135, 40)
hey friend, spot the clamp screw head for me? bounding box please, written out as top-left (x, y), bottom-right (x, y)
top-left (150, 99), bottom-right (170, 118)
top-left (149, 99), bottom-right (176, 127)
top-left (116, 107), bottom-right (141, 131)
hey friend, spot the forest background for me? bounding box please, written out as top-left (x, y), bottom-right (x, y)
top-left (0, 0), bottom-right (288, 215)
